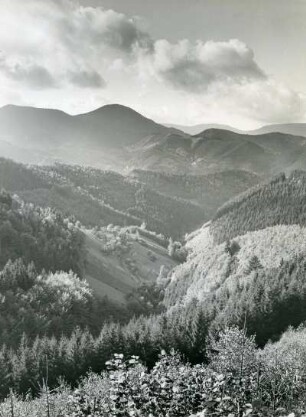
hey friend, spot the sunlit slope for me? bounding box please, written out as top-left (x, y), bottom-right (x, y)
top-left (83, 226), bottom-right (178, 303)
top-left (165, 171), bottom-right (306, 309)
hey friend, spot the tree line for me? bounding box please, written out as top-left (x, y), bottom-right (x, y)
top-left (2, 326), bottom-right (306, 416)
top-left (4, 247), bottom-right (306, 400)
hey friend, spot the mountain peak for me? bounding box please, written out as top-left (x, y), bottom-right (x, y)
top-left (81, 103), bottom-right (149, 119)
top-left (195, 127), bottom-right (243, 139)
top-left (0, 102), bottom-right (172, 155)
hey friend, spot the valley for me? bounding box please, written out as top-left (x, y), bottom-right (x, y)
top-left (1, 104), bottom-right (306, 416)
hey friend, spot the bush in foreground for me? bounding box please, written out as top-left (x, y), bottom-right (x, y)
top-left (1, 327), bottom-right (306, 416)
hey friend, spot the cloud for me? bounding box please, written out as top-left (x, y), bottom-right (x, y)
top-left (221, 79), bottom-right (304, 124)
top-left (0, 1), bottom-right (269, 92)
top-left (56, 6), bottom-right (153, 54)
top-left (0, 0), bottom-right (305, 127)
top-left (145, 38), bottom-right (266, 93)
top-left (68, 69), bottom-right (106, 88)
top-left (0, 1), bottom-right (151, 89)
top-left (0, 54), bottom-right (55, 89)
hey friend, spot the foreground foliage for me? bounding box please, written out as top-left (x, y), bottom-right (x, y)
top-left (1, 327), bottom-right (306, 417)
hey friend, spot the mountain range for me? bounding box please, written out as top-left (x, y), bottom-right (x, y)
top-left (1, 104), bottom-right (306, 176)
top-left (2, 102), bottom-right (306, 305)
top-left (167, 121), bottom-right (306, 138)
top-left (164, 122), bottom-right (244, 135)
top-left (0, 104), bottom-right (177, 167)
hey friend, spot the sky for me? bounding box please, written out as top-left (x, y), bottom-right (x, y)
top-left (0, 0), bottom-right (305, 129)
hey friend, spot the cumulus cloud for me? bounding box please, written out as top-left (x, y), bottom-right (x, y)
top-left (224, 79), bottom-right (304, 124)
top-left (144, 38), bottom-right (266, 93)
top-left (1, 1), bottom-right (263, 92)
top-left (184, 78), bottom-right (305, 127)
top-left (68, 69), bottom-right (106, 88)
top-left (0, 54), bottom-right (55, 89)
top-left (55, 6), bottom-right (153, 54)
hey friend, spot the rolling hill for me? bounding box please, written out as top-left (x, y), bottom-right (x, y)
top-left (250, 122), bottom-right (306, 138)
top-left (0, 104), bottom-right (173, 148)
top-left (164, 122), bottom-right (244, 135)
top-left (129, 168), bottom-right (259, 214)
top-left (0, 183), bottom-right (177, 304)
top-left (0, 158), bottom-right (260, 302)
top-left (0, 104), bottom-right (181, 167)
top-left (18, 163), bottom-right (206, 239)
top-left (128, 127), bottom-right (306, 175)
top-left (0, 158), bottom-right (259, 239)
top-left (164, 170), bottom-right (306, 344)
top-left (166, 121), bottom-right (306, 139)
top-left (188, 128), bottom-right (306, 175)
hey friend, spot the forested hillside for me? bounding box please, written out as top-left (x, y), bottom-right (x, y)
top-left (130, 169), bottom-right (259, 213)
top-left (211, 170), bottom-right (306, 243)
top-left (0, 158), bottom-right (259, 239)
top-left (0, 188), bottom-right (178, 307)
top-left (0, 192), bottom-right (135, 347)
top-left (0, 190), bottom-right (176, 347)
top-left (0, 259), bottom-right (94, 346)
top-left (0, 190), bottom-right (84, 273)
top-left (163, 171), bottom-right (306, 348)
top-left (129, 127), bottom-right (306, 175)
top-left (0, 159), bottom-right (204, 238)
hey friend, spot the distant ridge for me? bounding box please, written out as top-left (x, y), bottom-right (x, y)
top-left (164, 122), bottom-right (244, 136)
top-left (166, 121), bottom-right (306, 138)
top-left (0, 103), bottom-right (174, 147)
top-left (1, 103), bottom-right (306, 176)
top-left (249, 122), bottom-right (306, 138)
top-left (0, 103), bottom-right (183, 166)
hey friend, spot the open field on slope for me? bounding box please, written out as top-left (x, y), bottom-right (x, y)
top-left (83, 228), bottom-right (178, 303)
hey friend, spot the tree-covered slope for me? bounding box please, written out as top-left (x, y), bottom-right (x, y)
top-left (166, 223), bottom-right (306, 301)
top-left (0, 158), bottom-right (48, 190)
top-left (163, 171), bottom-right (306, 346)
top-left (130, 169), bottom-right (259, 214)
top-left (0, 191), bottom-right (84, 274)
top-left (0, 165), bottom-right (179, 303)
top-left (0, 259), bottom-right (93, 345)
top-left (0, 159), bottom-right (207, 239)
top-left (211, 170), bottom-right (306, 243)
top-left (129, 128), bottom-right (306, 175)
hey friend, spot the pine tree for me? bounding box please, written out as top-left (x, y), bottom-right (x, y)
top-left (245, 255), bottom-right (263, 274)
